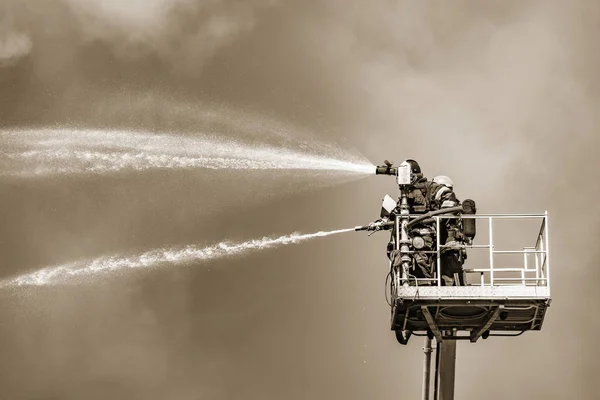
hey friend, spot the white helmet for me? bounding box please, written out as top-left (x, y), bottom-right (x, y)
top-left (433, 175), bottom-right (453, 188)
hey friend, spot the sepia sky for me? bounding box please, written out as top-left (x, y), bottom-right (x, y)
top-left (1, 1), bottom-right (599, 399)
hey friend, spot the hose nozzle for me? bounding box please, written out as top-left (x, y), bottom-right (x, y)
top-left (375, 160), bottom-right (398, 176)
top-left (355, 220), bottom-right (394, 232)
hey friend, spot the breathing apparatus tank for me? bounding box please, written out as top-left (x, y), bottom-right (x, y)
top-left (461, 199), bottom-right (477, 239)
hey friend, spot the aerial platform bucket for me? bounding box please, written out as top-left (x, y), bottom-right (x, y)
top-left (390, 212), bottom-right (551, 343)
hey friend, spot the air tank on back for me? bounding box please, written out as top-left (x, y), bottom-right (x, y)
top-left (461, 199), bottom-right (477, 239)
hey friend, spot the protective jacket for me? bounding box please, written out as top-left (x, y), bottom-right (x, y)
top-left (406, 177), bottom-right (460, 214)
top-left (387, 177), bottom-right (464, 285)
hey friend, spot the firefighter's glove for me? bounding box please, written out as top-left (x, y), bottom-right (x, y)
top-left (368, 221), bottom-right (382, 231)
top-left (367, 222), bottom-right (375, 231)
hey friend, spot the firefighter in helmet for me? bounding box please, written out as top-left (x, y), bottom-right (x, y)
top-left (431, 175), bottom-right (467, 286)
top-left (385, 161), bottom-right (468, 286)
top-left (385, 159), bottom-right (438, 285)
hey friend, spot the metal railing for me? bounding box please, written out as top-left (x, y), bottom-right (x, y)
top-left (431, 212), bottom-right (550, 288)
top-left (392, 212), bottom-right (550, 289)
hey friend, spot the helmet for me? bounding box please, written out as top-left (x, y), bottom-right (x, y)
top-left (404, 159), bottom-right (421, 174)
top-left (433, 175), bottom-right (453, 188)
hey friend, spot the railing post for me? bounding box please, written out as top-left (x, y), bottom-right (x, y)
top-left (535, 242), bottom-right (540, 286)
top-left (396, 214), bottom-right (401, 290)
top-left (521, 249), bottom-right (525, 286)
top-left (488, 217), bottom-right (494, 287)
top-left (544, 211), bottom-right (550, 289)
top-left (520, 271), bottom-right (525, 286)
top-left (436, 216), bottom-right (441, 287)
top-left (539, 224), bottom-right (545, 282)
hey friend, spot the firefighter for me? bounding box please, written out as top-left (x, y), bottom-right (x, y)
top-left (431, 175), bottom-right (466, 286)
top-left (371, 160), bottom-right (471, 286)
top-left (387, 164), bottom-right (467, 286)
top-left (386, 159), bottom-right (438, 285)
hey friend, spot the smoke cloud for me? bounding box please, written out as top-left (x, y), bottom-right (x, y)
top-left (0, 30), bottom-right (31, 66)
top-left (0, 2), bottom-right (31, 66)
top-left (0, 0), bottom-right (277, 74)
top-left (0, 1), bottom-right (598, 400)
top-left (61, 0), bottom-right (277, 70)
top-left (297, 2), bottom-right (598, 399)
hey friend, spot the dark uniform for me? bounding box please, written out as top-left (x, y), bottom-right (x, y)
top-left (429, 181), bottom-right (465, 286)
top-left (387, 177), bottom-right (463, 286)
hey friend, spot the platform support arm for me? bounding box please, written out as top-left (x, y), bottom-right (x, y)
top-left (421, 306), bottom-right (443, 343)
top-left (470, 305), bottom-right (504, 343)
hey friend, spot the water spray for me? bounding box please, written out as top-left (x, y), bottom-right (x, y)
top-left (0, 128), bottom-right (376, 177)
top-left (1, 228), bottom-right (355, 287)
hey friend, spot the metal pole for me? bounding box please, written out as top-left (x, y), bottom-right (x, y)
top-left (436, 216), bottom-right (441, 287)
top-left (422, 337), bottom-right (433, 400)
top-left (395, 214), bottom-right (401, 291)
top-left (436, 332), bottom-right (457, 400)
top-left (488, 217), bottom-right (494, 286)
top-left (399, 188), bottom-right (410, 287)
top-left (433, 340), bottom-right (440, 400)
top-left (544, 211), bottom-right (551, 290)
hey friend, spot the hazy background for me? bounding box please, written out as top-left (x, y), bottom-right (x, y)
top-left (1, 0), bottom-right (599, 399)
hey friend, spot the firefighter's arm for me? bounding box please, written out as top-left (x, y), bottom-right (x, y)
top-left (367, 206), bottom-right (400, 231)
top-left (436, 188), bottom-right (460, 209)
top-left (368, 216), bottom-right (391, 231)
top-left (436, 189), bottom-right (467, 243)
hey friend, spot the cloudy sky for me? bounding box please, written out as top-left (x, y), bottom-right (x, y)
top-left (1, 1), bottom-right (599, 399)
